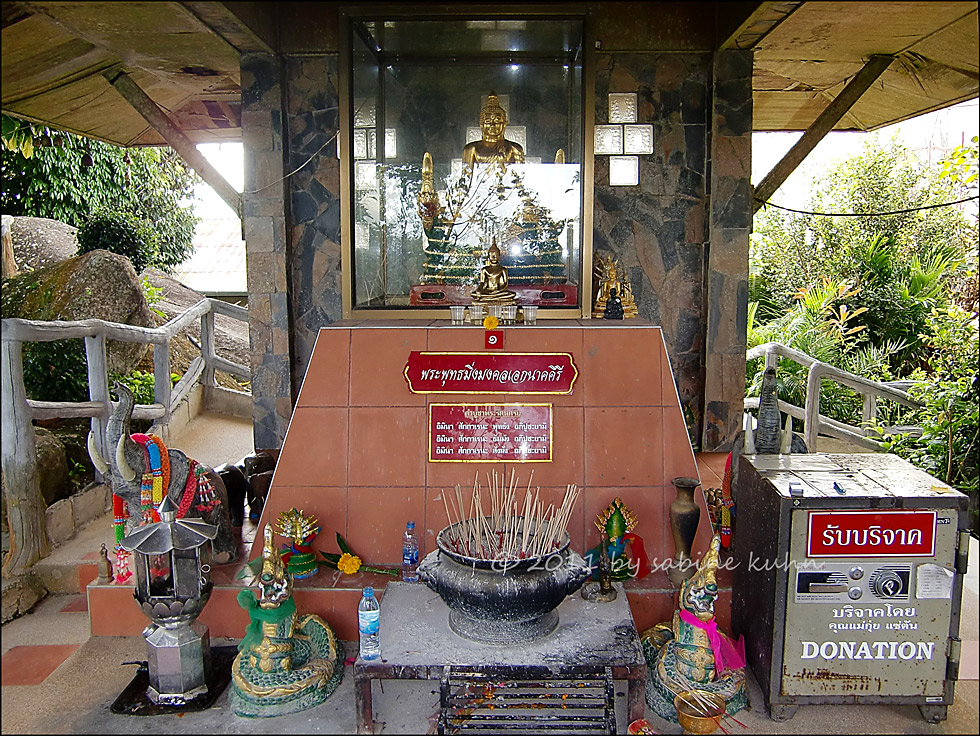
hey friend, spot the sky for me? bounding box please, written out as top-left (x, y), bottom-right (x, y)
top-left (190, 99), bottom-right (979, 222)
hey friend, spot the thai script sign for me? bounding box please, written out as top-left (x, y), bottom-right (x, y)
top-left (807, 510), bottom-right (937, 558)
top-left (405, 352), bottom-right (577, 394)
top-left (429, 404), bottom-right (552, 462)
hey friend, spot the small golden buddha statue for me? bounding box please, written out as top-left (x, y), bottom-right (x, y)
top-left (471, 239), bottom-right (517, 305)
top-left (462, 92), bottom-right (525, 167)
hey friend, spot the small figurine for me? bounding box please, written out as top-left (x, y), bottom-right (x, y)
top-left (585, 498), bottom-right (650, 580)
top-left (275, 508), bottom-right (320, 580)
top-left (603, 288), bottom-right (625, 319)
top-left (471, 239), bottom-right (518, 306)
top-left (462, 92), bottom-right (525, 167)
top-left (593, 255), bottom-right (638, 318)
top-left (230, 526), bottom-right (344, 717)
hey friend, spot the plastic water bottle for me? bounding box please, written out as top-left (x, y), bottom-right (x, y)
top-left (358, 587), bottom-right (381, 660)
top-left (401, 521), bottom-right (419, 582)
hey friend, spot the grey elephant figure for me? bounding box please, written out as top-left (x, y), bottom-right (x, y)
top-left (88, 382), bottom-right (240, 564)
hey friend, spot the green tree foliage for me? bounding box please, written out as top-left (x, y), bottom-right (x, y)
top-left (750, 135), bottom-right (979, 530)
top-left (751, 138), bottom-right (975, 366)
top-left (1, 114), bottom-right (199, 273)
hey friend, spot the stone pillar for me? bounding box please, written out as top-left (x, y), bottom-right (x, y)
top-left (702, 49), bottom-right (752, 452)
top-left (241, 53), bottom-right (293, 451)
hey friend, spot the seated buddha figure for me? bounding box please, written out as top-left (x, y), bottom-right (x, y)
top-left (230, 526), bottom-right (343, 717)
top-left (471, 239), bottom-right (517, 306)
top-left (462, 92), bottom-right (525, 167)
top-left (642, 535), bottom-right (748, 723)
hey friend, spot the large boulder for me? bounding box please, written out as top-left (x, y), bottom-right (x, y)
top-left (6, 216), bottom-right (79, 273)
top-left (1, 249), bottom-right (154, 373)
top-left (33, 427), bottom-right (70, 506)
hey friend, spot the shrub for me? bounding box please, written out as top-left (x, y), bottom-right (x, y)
top-left (76, 211), bottom-right (159, 273)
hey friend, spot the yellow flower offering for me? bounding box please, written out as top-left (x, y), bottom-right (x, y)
top-left (483, 315), bottom-right (499, 330)
top-left (337, 552), bottom-right (362, 575)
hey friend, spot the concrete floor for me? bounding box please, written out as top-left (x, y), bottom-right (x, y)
top-left (2, 411), bottom-right (978, 734)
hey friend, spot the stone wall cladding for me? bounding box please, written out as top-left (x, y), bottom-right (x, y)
top-left (703, 49), bottom-right (753, 451)
top-left (283, 56), bottom-right (343, 396)
top-left (242, 53), bottom-right (292, 450)
top-left (592, 52), bottom-right (709, 446)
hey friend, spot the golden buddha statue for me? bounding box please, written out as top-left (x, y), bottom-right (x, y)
top-left (471, 238), bottom-right (517, 305)
top-left (462, 92), bottom-right (525, 167)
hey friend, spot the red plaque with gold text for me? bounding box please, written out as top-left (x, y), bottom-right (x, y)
top-left (429, 404), bottom-right (552, 462)
top-left (405, 352), bottom-right (577, 394)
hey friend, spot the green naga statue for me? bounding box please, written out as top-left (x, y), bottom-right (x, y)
top-left (230, 526), bottom-right (343, 717)
top-left (642, 535), bottom-right (748, 722)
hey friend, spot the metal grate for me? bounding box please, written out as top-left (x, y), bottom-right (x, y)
top-left (438, 665), bottom-right (617, 735)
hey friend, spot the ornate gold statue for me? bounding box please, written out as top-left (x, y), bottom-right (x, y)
top-left (593, 255), bottom-right (638, 318)
top-left (641, 535), bottom-right (747, 723)
top-left (462, 92), bottom-right (525, 167)
top-left (471, 238), bottom-right (518, 305)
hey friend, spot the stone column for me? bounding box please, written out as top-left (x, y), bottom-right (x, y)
top-left (702, 49), bottom-right (752, 452)
top-left (241, 53), bottom-right (293, 451)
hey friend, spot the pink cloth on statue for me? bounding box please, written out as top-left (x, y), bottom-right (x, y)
top-left (678, 609), bottom-right (746, 674)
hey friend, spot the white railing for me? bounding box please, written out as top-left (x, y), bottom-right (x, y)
top-left (1, 298), bottom-right (250, 574)
top-left (745, 342), bottom-right (923, 452)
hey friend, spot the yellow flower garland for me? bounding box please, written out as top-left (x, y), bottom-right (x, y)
top-left (483, 315), bottom-right (499, 330)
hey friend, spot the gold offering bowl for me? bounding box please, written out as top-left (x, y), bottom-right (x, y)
top-left (673, 690), bottom-right (726, 734)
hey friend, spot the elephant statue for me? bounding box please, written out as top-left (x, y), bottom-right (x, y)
top-left (88, 382), bottom-right (240, 564)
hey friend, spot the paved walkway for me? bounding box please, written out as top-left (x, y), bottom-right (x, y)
top-left (2, 413), bottom-right (977, 733)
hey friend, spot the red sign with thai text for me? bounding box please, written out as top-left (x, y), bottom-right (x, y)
top-left (807, 510), bottom-right (937, 558)
top-left (429, 404), bottom-right (552, 462)
top-left (404, 352), bottom-right (577, 394)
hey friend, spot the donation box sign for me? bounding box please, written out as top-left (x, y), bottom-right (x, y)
top-left (429, 404), bottom-right (552, 462)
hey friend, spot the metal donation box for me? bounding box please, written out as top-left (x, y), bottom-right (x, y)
top-left (731, 453), bottom-right (969, 723)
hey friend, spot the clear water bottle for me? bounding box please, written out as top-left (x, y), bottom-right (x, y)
top-left (358, 587), bottom-right (381, 660)
top-left (401, 521), bottom-right (419, 582)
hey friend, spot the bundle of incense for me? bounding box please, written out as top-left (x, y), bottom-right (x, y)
top-left (440, 470), bottom-right (580, 561)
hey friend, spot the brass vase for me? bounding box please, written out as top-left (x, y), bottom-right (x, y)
top-left (668, 476), bottom-right (701, 586)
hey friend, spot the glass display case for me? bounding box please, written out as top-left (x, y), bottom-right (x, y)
top-left (340, 12), bottom-right (588, 316)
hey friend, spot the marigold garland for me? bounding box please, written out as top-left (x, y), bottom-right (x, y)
top-left (337, 552), bottom-right (362, 575)
top-left (483, 315), bottom-right (499, 330)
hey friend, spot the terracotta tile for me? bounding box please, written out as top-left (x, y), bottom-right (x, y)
top-left (296, 328), bottom-right (350, 407)
top-left (1, 645), bottom-right (80, 686)
top-left (584, 407), bottom-right (663, 487)
top-left (528, 407), bottom-right (584, 487)
top-left (662, 405), bottom-right (700, 486)
top-left (349, 407), bottom-right (426, 487)
top-left (88, 584), bottom-right (147, 636)
top-left (582, 485), bottom-right (672, 567)
top-left (346, 487), bottom-right (424, 565)
top-left (492, 327), bottom-right (585, 407)
top-left (625, 591), bottom-right (675, 635)
top-left (77, 563), bottom-right (97, 592)
top-left (426, 461), bottom-right (507, 500)
top-left (60, 594), bottom-right (88, 613)
top-left (662, 348), bottom-right (681, 406)
top-left (329, 588), bottom-right (365, 642)
top-left (349, 327), bottom-right (427, 406)
top-left (250, 486), bottom-right (347, 561)
top-left (696, 452), bottom-right (729, 486)
top-left (273, 408), bottom-right (349, 487)
top-left (582, 325), bottom-right (663, 406)
top-left (200, 587), bottom-right (253, 638)
top-left (425, 325), bottom-right (494, 353)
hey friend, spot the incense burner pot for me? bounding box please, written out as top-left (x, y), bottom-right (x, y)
top-left (418, 519), bottom-right (591, 644)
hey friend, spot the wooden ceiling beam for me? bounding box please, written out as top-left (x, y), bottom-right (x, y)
top-left (752, 54), bottom-right (895, 212)
top-left (103, 68), bottom-right (242, 219)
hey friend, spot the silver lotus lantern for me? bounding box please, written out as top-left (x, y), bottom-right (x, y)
top-left (119, 495), bottom-right (218, 705)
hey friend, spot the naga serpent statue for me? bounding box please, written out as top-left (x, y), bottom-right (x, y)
top-left (642, 534), bottom-right (748, 722)
top-left (230, 526), bottom-right (343, 717)
top-left (87, 382), bottom-right (239, 564)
